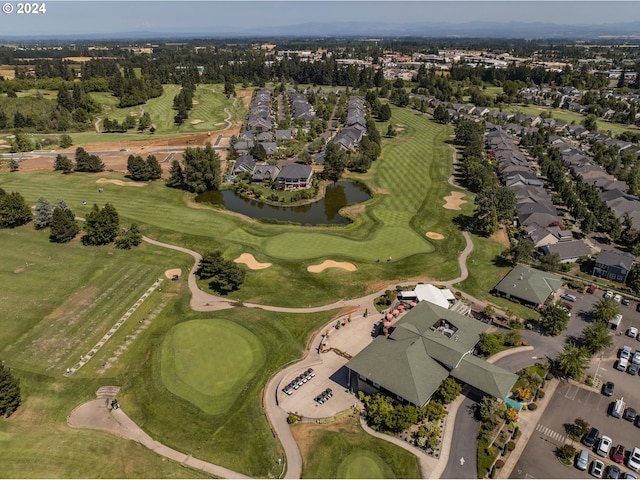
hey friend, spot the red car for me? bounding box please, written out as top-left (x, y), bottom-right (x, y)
top-left (613, 444), bottom-right (626, 464)
top-left (587, 285), bottom-right (596, 294)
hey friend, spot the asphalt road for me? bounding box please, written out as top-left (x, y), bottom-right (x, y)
top-left (441, 392), bottom-right (481, 479)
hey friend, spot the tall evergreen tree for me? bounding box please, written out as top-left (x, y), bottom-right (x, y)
top-left (0, 192), bottom-right (33, 228)
top-left (145, 155), bottom-right (162, 180)
top-left (54, 154), bottom-right (73, 173)
top-left (49, 207), bottom-right (79, 243)
top-left (166, 160), bottom-right (185, 189)
top-left (323, 142), bottom-right (346, 182)
top-left (84, 203), bottom-right (119, 245)
top-left (33, 196), bottom-right (54, 230)
top-left (0, 361), bottom-right (21, 418)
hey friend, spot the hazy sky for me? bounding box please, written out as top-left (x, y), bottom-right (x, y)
top-left (1, 1), bottom-right (640, 37)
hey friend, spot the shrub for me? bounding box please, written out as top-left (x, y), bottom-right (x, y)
top-left (512, 427), bottom-right (520, 440)
top-left (496, 459), bottom-right (505, 468)
top-left (536, 390), bottom-right (545, 400)
top-left (545, 372), bottom-right (553, 380)
top-left (507, 441), bottom-right (516, 451)
top-left (287, 414), bottom-right (301, 424)
top-left (528, 403), bottom-right (538, 411)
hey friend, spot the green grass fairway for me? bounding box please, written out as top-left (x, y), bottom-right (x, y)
top-left (336, 451), bottom-right (394, 479)
top-left (161, 319), bottom-right (266, 415)
top-left (293, 416), bottom-right (420, 479)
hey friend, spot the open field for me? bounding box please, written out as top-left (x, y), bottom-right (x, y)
top-left (291, 415), bottom-right (421, 479)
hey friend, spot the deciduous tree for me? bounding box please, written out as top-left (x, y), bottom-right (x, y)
top-left (555, 343), bottom-right (590, 380)
top-left (196, 250), bottom-right (245, 294)
top-left (84, 203), bottom-right (119, 245)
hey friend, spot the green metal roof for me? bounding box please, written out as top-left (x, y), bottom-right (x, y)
top-left (346, 300), bottom-right (504, 406)
top-left (451, 354), bottom-right (519, 400)
top-left (494, 265), bottom-right (563, 305)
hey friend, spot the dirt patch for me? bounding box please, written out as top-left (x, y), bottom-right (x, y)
top-left (164, 268), bottom-right (181, 279)
top-left (443, 191), bottom-right (467, 210)
top-left (426, 232), bottom-right (445, 240)
top-left (490, 226), bottom-right (510, 247)
top-left (190, 119), bottom-right (204, 125)
top-left (291, 415), bottom-right (361, 460)
top-left (96, 178), bottom-right (147, 187)
top-left (234, 253), bottom-right (272, 270)
top-left (307, 260), bottom-right (357, 273)
top-left (63, 56), bottom-right (93, 62)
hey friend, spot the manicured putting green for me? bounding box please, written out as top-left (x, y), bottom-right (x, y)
top-left (161, 319), bottom-right (266, 415)
top-left (336, 451), bottom-right (396, 479)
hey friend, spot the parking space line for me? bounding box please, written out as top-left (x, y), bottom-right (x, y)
top-left (535, 423), bottom-right (566, 444)
top-left (565, 386), bottom-right (578, 400)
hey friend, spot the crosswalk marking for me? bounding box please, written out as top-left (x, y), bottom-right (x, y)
top-left (535, 423), bottom-right (566, 443)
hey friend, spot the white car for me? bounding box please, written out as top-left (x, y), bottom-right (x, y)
top-left (597, 435), bottom-right (613, 457)
top-left (621, 346), bottom-right (633, 361)
top-left (633, 350), bottom-right (640, 365)
top-left (591, 459), bottom-right (605, 478)
top-left (628, 327), bottom-right (639, 339)
top-left (606, 291), bottom-right (614, 299)
top-left (628, 448), bottom-right (640, 472)
top-left (614, 294), bottom-right (623, 303)
top-left (617, 358), bottom-right (629, 371)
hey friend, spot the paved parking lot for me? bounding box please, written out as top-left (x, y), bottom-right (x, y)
top-left (512, 286), bottom-right (640, 479)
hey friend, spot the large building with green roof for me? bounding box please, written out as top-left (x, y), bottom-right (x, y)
top-left (345, 301), bottom-right (518, 406)
top-left (494, 265), bottom-right (563, 308)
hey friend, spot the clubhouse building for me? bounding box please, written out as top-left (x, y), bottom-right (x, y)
top-left (345, 301), bottom-right (518, 406)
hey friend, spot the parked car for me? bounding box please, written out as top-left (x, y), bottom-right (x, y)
top-left (282, 384), bottom-right (293, 395)
top-left (629, 364), bottom-right (639, 375)
top-left (613, 398), bottom-right (627, 418)
top-left (627, 327), bottom-right (638, 339)
top-left (617, 358), bottom-right (630, 372)
top-left (603, 381), bottom-right (615, 396)
top-left (615, 294), bottom-right (623, 303)
top-left (637, 303), bottom-right (640, 313)
top-left (561, 293), bottom-right (577, 302)
top-left (621, 346), bottom-right (633, 361)
top-left (609, 465), bottom-right (622, 479)
top-left (606, 291), bottom-right (614, 299)
top-left (598, 436), bottom-right (613, 457)
top-left (636, 416), bottom-right (640, 428)
top-left (578, 449), bottom-right (590, 470)
top-left (592, 459), bottom-right (605, 478)
top-left (623, 298), bottom-right (631, 306)
top-left (584, 427), bottom-right (600, 447)
top-left (587, 285), bottom-right (597, 294)
top-left (628, 448), bottom-right (640, 471)
top-left (622, 472), bottom-right (637, 479)
top-left (613, 445), bottom-right (627, 464)
top-left (633, 351), bottom-right (640, 365)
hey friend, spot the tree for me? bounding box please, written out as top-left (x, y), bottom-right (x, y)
top-left (323, 142), bottom-right (346, 182)
top-left (250, 143), bottom-right (268, 162)
top-left (433, 104), bottom-right (450, 124)
top-left (583, 114), bottom-right (598, 132)
top-left (541, 303), bottom-right (570, 336)
top-left (137, 112), bottom-right (151, 131)
top-left (11, 133), bottom-right (33, 152)
top-left (432, 377), bottom-right (462, 405)
top-left (84, 203), bottom-right (119, 245)
top-left (115, 223), bottom-right (142, 249)
top-left (196, 250), bottom-right (245, 294)
top-left (224, 82), bottom-right (236, 98)
top-left (59, 134), bottom-right (73, 149)
top-left (478, 396), bottom-right (506, 427)
top-left (127, 155), bottom-right (148, 181)
top-left (145, 155), bottom-right (162, 180)
top-left (504, 239), bottom-right (534, 264)
top-left (580, 321), bottom-right (613, 355)
top-left (555, 343), bottom-right (590, 380)
top-left (592, 297), bottom-right (621, 323)
top-left (0, 361), bottom-right (21, 418)
top-left (74, 147), bottom-right (104, 172)
top-left (386, 124), bottom-right (397, 137)
top-left (378, 103), bottom-right (392, 121)
top-left (166, 159), bottom-right (185, 189)
top-left (54, 154), bottom-right (73, 173)
top-left (49, 206), bottom-right (79, 243)
top-left (8, 159), bottom-right (19, 172)
top-left (0, 192), bottom-right (32, 228)
top-left (476, 332), bottom-right (503, 357)
top-left (182, 143), bottom-right (222, 193)
top-left (538, 252), bottom-right (561, 271)
top-left (33, 196), bottom-right (54, 229)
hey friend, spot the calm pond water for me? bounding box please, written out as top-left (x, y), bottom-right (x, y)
top-left (195, 181), bottom-right (371, 225)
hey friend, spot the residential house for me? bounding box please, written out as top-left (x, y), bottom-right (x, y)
top-left (592, 249), bottom-right (635, 283)
top-left (540, 241), bottom-right (592, 263)
top-left (276, 164), bottom-right (313, 190)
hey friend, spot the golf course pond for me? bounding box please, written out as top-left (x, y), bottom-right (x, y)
top-left (195, 181), bottom-right (371, 225)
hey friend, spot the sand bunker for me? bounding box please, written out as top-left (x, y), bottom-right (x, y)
top-left (443, 191), bottom-right (467, 210)
top-left (234, 253), bottom-right (272, 270)
top-left (426, 232), bottom-right (445, 240)
top-left (307, 260), bottom-right (357, 273)
top-left (164, 268), bottom-right (181, 279)
top-left (190, 119), bottom-right (204, 125)
top-left (96, 178), bottom-right (147, 187)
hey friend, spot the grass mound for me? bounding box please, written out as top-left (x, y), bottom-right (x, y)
top-left (161, 319), bottom-right (266, 415)
top-left (336, 450), bottom-right (395, 479)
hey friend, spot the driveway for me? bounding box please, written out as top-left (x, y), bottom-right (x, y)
top-left (441, 392), bottom-right (481, 479)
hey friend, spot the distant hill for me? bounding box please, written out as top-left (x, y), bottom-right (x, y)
top-left (2, 20), bottom-right (640, 41)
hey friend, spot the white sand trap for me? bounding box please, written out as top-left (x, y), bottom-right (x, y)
top-left (426, 232), bottom-right (445, 240)
top-left (190, 119), bottom-right (204, 125)
top-left (234, 253), bottom-right (272, 270)
top-left (96, 178), bottom-right (147, 187)
top-left (443, 191), bottom-right (467, 210)
top-left (307, 260), bottom-right (357, 273)
top-left (164, 268), bottom-right (181, 279)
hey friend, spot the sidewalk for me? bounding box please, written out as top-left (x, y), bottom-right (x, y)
top-left (498, 376), bottom-right (561, 479)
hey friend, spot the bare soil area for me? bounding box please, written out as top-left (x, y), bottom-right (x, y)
top-left (233, 253), bottom-right (272, 270)
top-left (96, 178), bottom-right (147, 187)
top-left (307, 260), bottom-right (357, 273)
top-left (490, 226), bottom-right (510, 247)
top-left (164, 268), bottom-right (181, 279)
